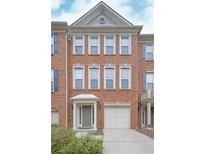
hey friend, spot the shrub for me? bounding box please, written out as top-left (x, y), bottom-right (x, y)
top-left (83, 134), bottom-right (103, 154)
top-left (51, 126), bottom-right (76, 154)
top-left (51, 126), bottom-right (103, 154)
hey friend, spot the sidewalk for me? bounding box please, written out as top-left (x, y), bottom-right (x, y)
top-left (138, 128), bottom-right (154, 139)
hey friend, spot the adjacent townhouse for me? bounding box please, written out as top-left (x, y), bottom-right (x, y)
top-left (138, 34), bottom-right (154, 130)
top-left (51, 1), bottom-right (154, 132)
top-left (51, 22), bottom-right (67, 125)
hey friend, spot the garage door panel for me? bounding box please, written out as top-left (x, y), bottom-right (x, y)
top-left (104, 106), bottom-right (130, 128)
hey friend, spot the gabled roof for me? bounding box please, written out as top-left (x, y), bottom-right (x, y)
top-left (71, 1), bottom-right (133, 26)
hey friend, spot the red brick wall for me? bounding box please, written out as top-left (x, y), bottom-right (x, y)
top-left (51, 32), bottom-right (66, 125)
top-left (67, 34), bottom-right (139, 129)
top-left (51, 33), bottom-right (154, 129)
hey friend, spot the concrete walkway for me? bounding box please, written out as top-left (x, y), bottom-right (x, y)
top-left (102, 129), bottom-right (154, 154)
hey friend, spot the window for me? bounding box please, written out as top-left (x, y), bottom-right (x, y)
top-left (51, 111), bottom-right (59, 124)
top-left (51, 68), bottom-right (58, 92)
top-left (104, 67), bottom-right (115, 89)
top-left (73, 35), bottom-right (84, 55)
top-left (89, 66), bottom-right (100, 89)
top-left (51, 68), bottom-right (54, 92)
top-left (105, 36), bottom-right (115, 55)
top-left (73, 67), bottom-right (84, 89)
top-left (89, 35), bottom-right (99, 55)
top-left (51, 33), bottom-right (58, 54)
top-left (144, 44), bottom-right (154, 60)
top-left (120, 35), bottom-right (130, 55)
top-left (145, 72), bottom-right (154, 90)
top-left (51, 34), bottom-right (54, 54)
top-left (120, 66), bottom-right (131, 89)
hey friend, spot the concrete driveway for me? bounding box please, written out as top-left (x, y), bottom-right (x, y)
top-left (102, 129), bottom-right (154, 154)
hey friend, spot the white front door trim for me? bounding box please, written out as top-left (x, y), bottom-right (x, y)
top-left (73, 102), bottom-right (97, 130)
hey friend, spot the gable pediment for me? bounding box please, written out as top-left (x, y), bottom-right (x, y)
top-left (86, 13), bottom-right (117, 26)
top-left (71, 1), bottom-right (133, 27)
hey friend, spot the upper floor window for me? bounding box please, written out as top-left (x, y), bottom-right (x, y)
top-left (144, 72), bottom-right (154, 91)
top-left (51, 33), bottom-right (58, 54)
top-left (89, 66), bottom-right (100, 89)
top-left (51, 68), bottom-right (58, 92)
top-left (73, 66), bottom-right (84, 89)
top-left (89, 35), bottom-right (100, 55)
top-left (104, 66), bottom-right (115, 89)
top-left (120, 35), bottom-right (131, 55)
top-left (144, 44), bottom-right (154, 60)
top-left (104, 36), bottom-right (115, 55)
top-left (120, 66), bottom-right (131, 89)
top-left (73, 35), bottom-right (84, 55)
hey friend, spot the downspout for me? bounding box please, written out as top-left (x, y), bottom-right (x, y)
top-left (65, 30), bottom-right (68, 127)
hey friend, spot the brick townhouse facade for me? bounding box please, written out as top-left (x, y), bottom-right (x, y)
top-left (51, 1), bottom-right (154, 131)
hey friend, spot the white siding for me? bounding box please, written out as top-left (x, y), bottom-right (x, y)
top-left (86, 14), bottom-right (116, 26)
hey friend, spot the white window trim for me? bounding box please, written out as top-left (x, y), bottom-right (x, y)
top-left (88, 34), bottom-right (100, 55)
top-left (73, 34), bottom-right (84, 55)
top-left (88, 64), bottom-right (100, 89)
top-left (145, 44), bottom-right (154, 60)
top-left (104, 64), bottom-right (116, 89)
top-left (77, 105), bottom-right (82, 127)
top-left (91, 105), bottom-right (94, 126)
top-left (51, 68), bottom-right (55, 92)
top-left (145, 71), bottom-right (154, 90)
top-left (72, 64), bottom-right (85, 89)
top-left (145, 44), bottom-right (154, 53)
top-left (104, 35), bottom-right (116, 55)
top-left (119, 34), bottom-right (131, 55)
top-left (119, 64), bottom-right (131, 89)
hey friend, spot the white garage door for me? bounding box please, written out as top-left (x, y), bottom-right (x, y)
top-left (104, 106), bottom-right (130, 128)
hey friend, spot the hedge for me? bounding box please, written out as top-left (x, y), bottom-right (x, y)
top-left (51, 126), bottom-right (103, 154)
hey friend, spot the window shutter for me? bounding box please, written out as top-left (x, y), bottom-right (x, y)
top-left (54, 69), bottom-right (58, 91)
top-left (143, 44), bottom-right (146, 60)
top-left (143, 73), bottom-right (146, 91)
top-left (54, 34), bottom-right (58, 53)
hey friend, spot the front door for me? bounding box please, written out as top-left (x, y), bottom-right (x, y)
top-left (82, 105), bottom-right (92, 128)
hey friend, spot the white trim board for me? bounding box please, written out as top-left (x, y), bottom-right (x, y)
top-left (71, 1), bottom-right (133, 26)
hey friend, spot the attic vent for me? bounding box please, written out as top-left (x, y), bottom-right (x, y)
top-left (99, 16), bottom-right (105, 24)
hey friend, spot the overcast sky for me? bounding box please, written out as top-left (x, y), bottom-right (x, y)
top-left (51, 0), bottom-right (153, 34)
